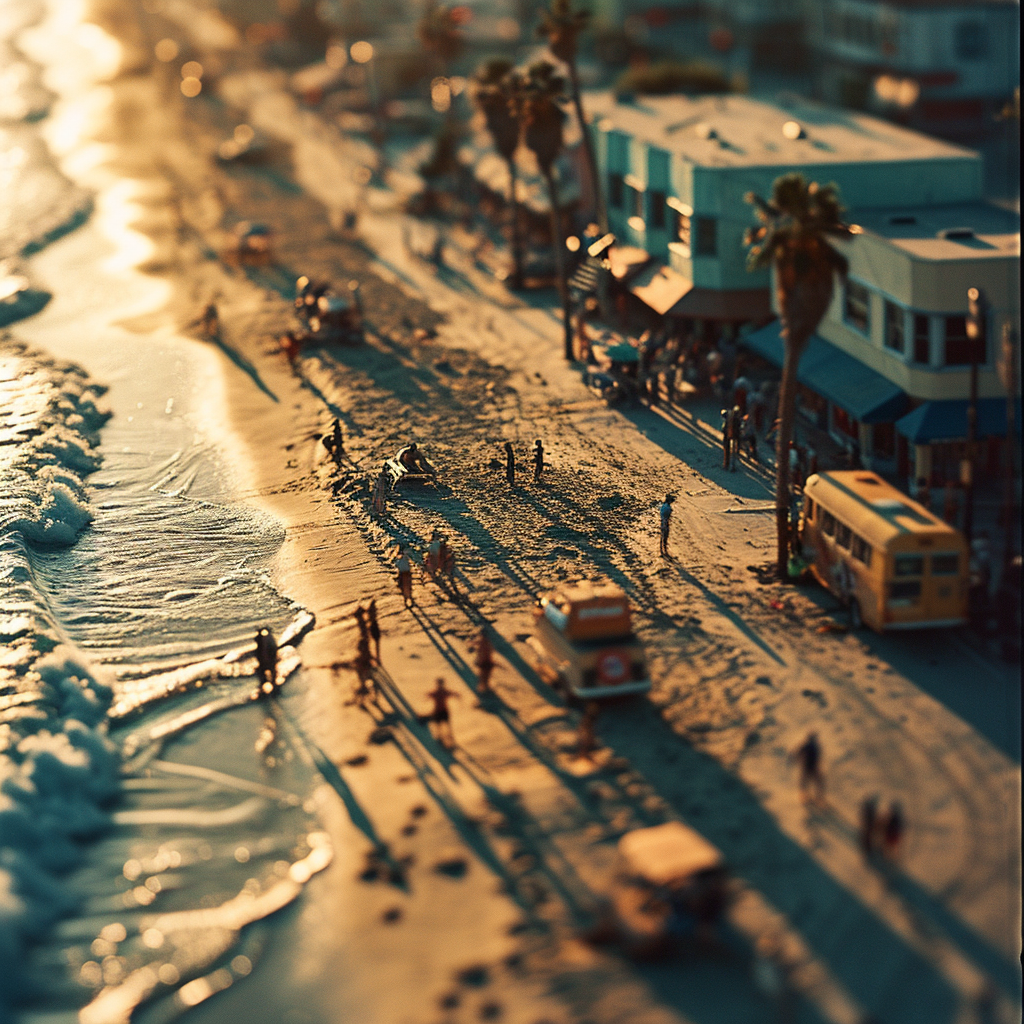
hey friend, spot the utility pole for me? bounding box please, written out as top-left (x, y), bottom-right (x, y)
top-left (964, 287), bottom-right (988, 543)
top-left (998, 320), bottom-right (1019, 562)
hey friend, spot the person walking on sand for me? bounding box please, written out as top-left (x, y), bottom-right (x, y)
top-left (504, 441), bottom-right (516, 487)
top-left (791, 731), bottom-right (825, 806)
top-left (532, 439), bottom-right (545, 482)
top-left (659, 494), bottom-right (675, 557)
top-left (255, 627), bottom-right (278, 695)
top-left (330, 418), bottom-right (344, 466)
top-left (879, 801), bottom-right (904, 861)
top-left (577, 701), bottom-right (600, 759)
top-left (858, 795), bottom-right (879, 858)
top-left (353, 607), bottom-right (373, 695)
top-left (366, 598), bottom-right (381, 663)
top-left (425, 677), bottom-right (459, 748)
top-left (474, 628), bottom-right (495, 694)
top-left (395, 545), bottom-right (413, 607)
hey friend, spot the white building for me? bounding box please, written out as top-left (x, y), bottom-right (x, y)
top-left (807, 0), bottom-right (1020, 138)
top-left (744, 200), bottom-right (1020, 486)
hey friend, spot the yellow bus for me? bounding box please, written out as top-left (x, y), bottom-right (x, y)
top-left (800, 471), bottom-right (968, 631)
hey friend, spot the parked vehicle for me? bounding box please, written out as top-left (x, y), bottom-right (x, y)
top-left (582, 368), bottom-right (624, 406)
top-left (800, 470), bottom-right (968, 631)
top-left (226, 221), bottom-right (273, 266)
top-left (586, 821), bottom-right (731, 959)
top-left (529, 582), bottom-right (650, 699)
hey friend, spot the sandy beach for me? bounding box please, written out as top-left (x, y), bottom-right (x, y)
top-left (4, 1), bottom-right (1020, 1022)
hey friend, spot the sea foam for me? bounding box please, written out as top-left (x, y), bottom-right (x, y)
top-left (0, 339), bottom-right (115, 1016)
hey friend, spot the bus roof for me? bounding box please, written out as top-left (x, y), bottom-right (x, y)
top-left (804, 471), bottom-right (963, 550)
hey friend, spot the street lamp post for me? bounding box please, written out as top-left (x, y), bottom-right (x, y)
top-left (964, 287), bottom-right (988, 543)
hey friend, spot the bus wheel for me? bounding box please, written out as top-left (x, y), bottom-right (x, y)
top-left (849, 599), bottom-right (863, 630)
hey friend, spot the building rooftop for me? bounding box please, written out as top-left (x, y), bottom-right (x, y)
top-left (850, 202), bottom-right (1020, 260)
top-left (584, 91), bottom-right (980, 170)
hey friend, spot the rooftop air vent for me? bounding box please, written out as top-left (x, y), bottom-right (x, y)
top-left (888, 215), bottom-right (917, 225)
top-left (938, 227), bottom-right (975, 240)
top-left (782, 120), bottom-right (806, 140)
top-left (694, 122), bottom-right (718, 140)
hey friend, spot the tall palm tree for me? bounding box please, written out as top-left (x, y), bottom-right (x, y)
top-left (537, 0), bottom-right (605, 231)
top-left (517, 60), bottom-right (573, 360)
top-left (745, 173), bottom-right (853, 579)
top-left (418, 0), bottom-right (464, 76)
top-left (472, 59), bottom-right (525, 289)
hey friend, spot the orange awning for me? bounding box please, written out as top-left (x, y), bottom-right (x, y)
top-left (630, 262), bottom-right (694, 316)
top-left (607, 245), bottom-right (652, 281)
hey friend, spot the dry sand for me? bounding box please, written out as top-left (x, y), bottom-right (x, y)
top-left (32, 3), bottom-right (1023, 1022)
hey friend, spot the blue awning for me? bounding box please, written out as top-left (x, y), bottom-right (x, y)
top-left (742, 321), bottom-right (909, 424)
top-left (895, 397), bottom-right (1022, 443)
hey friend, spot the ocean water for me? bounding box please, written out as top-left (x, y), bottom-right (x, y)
top-left (1, 2), bottom-right (331, 1021)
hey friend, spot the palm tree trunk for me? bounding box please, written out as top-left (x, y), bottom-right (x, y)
top-left (568, 63), bottom-right (605, 233)
top-left (774, 338), bottom-right (803, 580)
top-left (541, 167), bottom-right (573, 360)
top-left (506, 157), bottom-right (524, 290)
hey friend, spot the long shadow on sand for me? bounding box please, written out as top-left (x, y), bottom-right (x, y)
top-left (595, 702), bottom-right (959, 1024)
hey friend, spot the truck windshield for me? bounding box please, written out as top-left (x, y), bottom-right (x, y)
top-left (544, 603), bottom-right (569, 630)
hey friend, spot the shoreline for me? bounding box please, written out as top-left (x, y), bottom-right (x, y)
top-left (15, 0), bottom-right (1022, 1021)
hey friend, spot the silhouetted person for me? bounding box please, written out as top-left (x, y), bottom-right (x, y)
top-left (880, 801), bottom-right (904, 861)
top-left (504, 442), bottom-right (515, 486)
top-left (792, 732), bottom-right (825, 805)
top-left (532, 439), bottom-right (544, 481)
top-left (577, 701), bottom-right (600, 759)
top-left (395, 545), bottom-right (413, 607)
top-left (475, 628), bottom-right (495, 694)
top-left (255, 627), bottom-right (278, 695)
top-left (659, 494), bottom-right (674, 557)
top-left (859, 795), bottom-right (879, 858)
top-left (366, 598), bottom-right (381, 663)
top-left (331, 418), bottom-right (344, 466)
top-left (354, 607), bottom-right (373, 693)
top-left (425, 677), bottom-right (459, 748)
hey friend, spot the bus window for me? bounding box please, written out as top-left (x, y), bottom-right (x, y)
top-left (931, 553), bottom-right (959, 575)
top-left (894, 554), bottom-right (924, 577)
top-left (852, 535), bottom-right (872, 566)
top-left (836, 522), bottom-right (852, 548)
top-left (890, 580), bottom-right (921, 601)
top-left (805, 497), bottom-right (815, 520)
top-left (821, 510), bottom-right (836, 536)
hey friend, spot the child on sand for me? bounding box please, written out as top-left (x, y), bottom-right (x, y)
top-left (395, 546), bottom-right (413, 607)
top-left (425, 677), bottom-right (459, 748)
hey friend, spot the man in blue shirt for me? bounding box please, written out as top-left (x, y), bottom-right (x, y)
top-left (659, 494), bottom-right (675, 557)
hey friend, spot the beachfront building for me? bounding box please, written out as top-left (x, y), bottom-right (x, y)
top-left (744, 200), bottom-right (1020, 489)
top-left (583, 89), bottom-right (983, 335)
top-left (806, 0), bottom-right (1020, 140)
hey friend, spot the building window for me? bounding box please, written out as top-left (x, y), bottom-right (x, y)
top-left (836, 522), bottom-right (853, 549)
top-left (872, 421), bottom-right (895, 461)
top-left (648, 191), bottom-right (666, 229)
top-left (608, 172), bottom-right (623, 209)
top-left (852, 535), bottom-right (873, 566)
top-left (844, 280), bottom-right (870, 334)
top-left (913, 314), bottom-right (930, 363)
top-left (884, 301), bottom-right (905, 353)
top-left (626, 185), bottom-right (644, 219)
top-left (944, 315), bottom-right (979, 365)
top-left (695, 217), bottom-right (717, 256)
top-left (676, 211), bottom-right (691, 249)
top-left (955, 21), bottom-right (987, 60)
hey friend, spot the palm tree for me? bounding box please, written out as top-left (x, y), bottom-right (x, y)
top-left (517, 60), bottom-right (573, 360)
top-left (418, 0), bottom-right (464, 76)
top-left (745, 173), bottom-right (853, 579)
top-left (537, 0), bottom-right (605, 231)
top-left (472, 59), bottom-right (525, 289)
